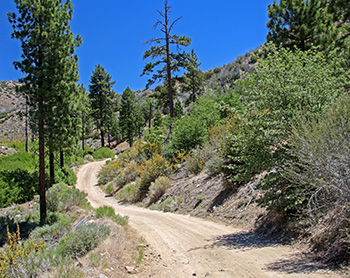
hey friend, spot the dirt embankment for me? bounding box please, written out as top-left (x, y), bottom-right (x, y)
top-left (76, 160), bottom-right (346, 278)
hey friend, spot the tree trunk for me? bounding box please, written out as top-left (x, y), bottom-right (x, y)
top-left (25, 97), bottom-right (29, 152)
top-left (82, 114), bottom-right (85, 151)
top-left (49, 131), bottom-right (55, 186)
top-left (101, 128), bottom-right (105, 147)
top-left (60, 150), bottom-right (64, 169)
top-left (165, 6), bottom-right (174, 118)
top-left (38, 106), bottom-right (46, 225)
top-left (49, 151), bottom-right (55, 185)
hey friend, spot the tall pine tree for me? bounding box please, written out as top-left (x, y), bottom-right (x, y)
top-left (8, 0), bottom-right (81, 223)
top-left (89, 65), bottom-right (116, 148)
top-left (119, 87), bottom-right (137, 146)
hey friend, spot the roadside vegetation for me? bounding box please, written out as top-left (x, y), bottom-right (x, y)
top-left (2, 0), bottom-right (350, 271)
top-left (0, 183), bottom-right (132, 277)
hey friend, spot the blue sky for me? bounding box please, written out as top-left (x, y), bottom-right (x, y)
top-left (1, 0), bottom-right (273, 93)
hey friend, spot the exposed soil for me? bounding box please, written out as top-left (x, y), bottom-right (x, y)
top-left (76, 160), bottom-right (347, 278)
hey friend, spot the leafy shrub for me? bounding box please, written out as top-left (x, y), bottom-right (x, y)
top-left (98, 160), bottom-right (123, 185)
top-left (46, 183), bottom-right (90, 213)
top-left (260, 95), bottom-right (350, 263)
top-left (31, 214), bottom-right (71, 246)
top-left (0, 225), bottom-right (46, 277)
top-left (58, 223), bottom-right (110, 258)
top-left (105, 184), bottom-right (114, 195)
top-left (137, 154), bottom-right (173, 196)
top-left (148, 176), bottom-right (171, 204)
top-left (151, 196), bottom-right (183, 212)
top-left (0, 151), bottom-right (35, 172)
top-left (0, 169), bottom-right (37, 208)
top-left (95, 206), bottom-right (128, 226)
top-left (55, 166), bottom-right (77, 186)
top-left (205, 154), bottom-right (224, 177)
top-left (83, 146), bottom-right (93, 156)
top-left (92, 147), bottom-right (115, 160)
top-left (84, 154), bottom-right (94, 162)
top-left (119, 182), bottom-right (140, 202)
top-left (169, 96), bottom-right (222, 155)
top-left (185, 150), bottom-right (206, 175)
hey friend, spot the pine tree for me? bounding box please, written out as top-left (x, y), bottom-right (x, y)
top-left (119, 87), bottom-right (137, 146)
top-left (174, 99), bottom-right (184, 118)
top-left (181, 50), bottom-right (204, 105)
top-left (267, 0), bottom-right (341, 51)
top-left (8, 0), bottom-right (81, 223)
top-left (141, 0), bottom-right (191, 118)
top-left (78, 84), bottom-right (93, 152)
top-left (89, 65), bottom-right (116, 148)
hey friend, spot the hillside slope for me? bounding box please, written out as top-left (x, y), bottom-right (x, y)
top-left (0, 81), bottom-right (26, 141)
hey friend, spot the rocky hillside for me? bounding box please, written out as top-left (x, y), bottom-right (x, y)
top-left (0, 81), bottom-right (26, 141)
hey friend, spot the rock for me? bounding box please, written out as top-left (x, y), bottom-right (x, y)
top-left (125, 265), bottom-right (137, 274)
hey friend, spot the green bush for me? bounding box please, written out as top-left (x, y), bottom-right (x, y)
top-left (152, 196), bottom-right (183, 212)
top-left (95, 205), bottom-right (128, 226)
top-left (0, 169), bottom-right (37, 208)
top-left (58, 223), bottom-right (110, 258)
top-left (137, 154), bottom-right (173, 196)
top-left (259, 95), bottom-right (350, 263)
top-left (119, 183), bottom-right (140, 202)
top-left (46, 183), bottom-right (90, 213)
top-left (0, 151), bottom-right (35, 172)
top-left (148, 176), bottom-right (171, 204)
top-left (55, 166), bottom-right (77, 186)
top-left (92, 147), bottom-right (115, 160)
top-left (83, 146), bottom-right (93, 156)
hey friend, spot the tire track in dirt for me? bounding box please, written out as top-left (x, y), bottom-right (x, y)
top-left (76, 160), bottom-right (343, 278)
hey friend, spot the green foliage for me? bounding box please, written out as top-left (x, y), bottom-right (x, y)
top-left (9, 0), bottom-right (82, 224)
top-left (170, 115), bottom-right (207, 155)
top-left (92, 147), bottom-right (115, 160)
top-left (259, 95), bottom-right (350, 262)
top-left (0, 169), bottom-right (37, 208)
top-left (148, 176), bottom-right (171, 204)
top-left (150, 196), bottom-right (183, 212)
top-left (181, 49), bottom-right (204, 105)
top-left (267, 0), bottom-right (343, 51)
top-left (89, 64), bottom-right (117, 147)
top-left (0, 151), bottom-right (35, 172)
top-left (0, 225), bottom-right (46, 277)
top-left (184, 148), bottom-right (207, 175)
top-left (58, 223), bottom-right (110, 258)
top-left (141, 1), bottom-right (192, 117)
top-left (119, 87), bottom-right (138, 146)
top-left (119, 183), bottom-right (140, 203)
top-left (55, 166), bottom-right (77, 186)
top-left (170, 96), bottom-right (222, 154)
top-left (222, 43), bottom-right (350, 186)
top-left (137, 154), bottom-right (173, 196)
top-left (95, 206), bottom-right (128, 226)
top-left (174, 99), bottom-right (184, 118)
top-left (46, 183), bottom-right (90, 213)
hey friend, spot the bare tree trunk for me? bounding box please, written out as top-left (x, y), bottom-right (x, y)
top-left (165, 8), bottom-right (174, 118)
top-left (25, 97), bottom-right (29, 152)
top-left (38, 102), bottom-right (46, 224)
top-left (60, 150), bottom-right (64, 169)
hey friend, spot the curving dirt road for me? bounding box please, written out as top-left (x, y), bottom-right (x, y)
top-left (76, 160), bottom-right (344, 278)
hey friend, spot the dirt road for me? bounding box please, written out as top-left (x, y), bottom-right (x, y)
top-left (76, 160), bottom-right (343, 278)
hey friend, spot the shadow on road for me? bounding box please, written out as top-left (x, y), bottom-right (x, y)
top-left (265, 253), bottom-right (338, 274)
top-left (211, 230), bottom-right (280, 250)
